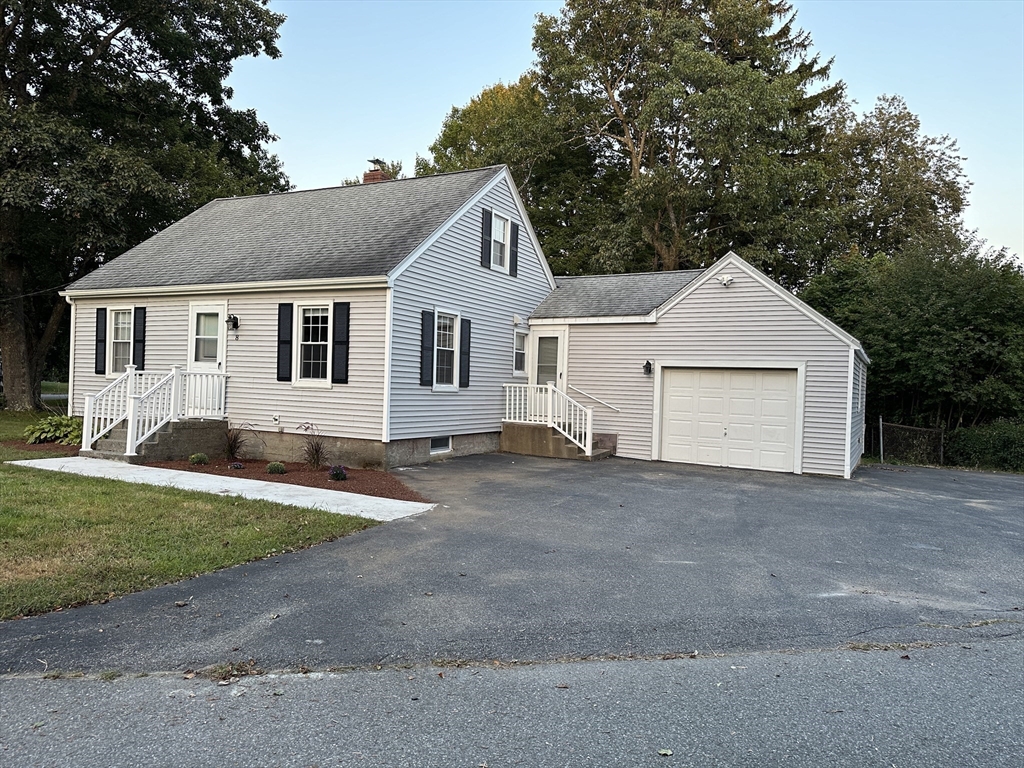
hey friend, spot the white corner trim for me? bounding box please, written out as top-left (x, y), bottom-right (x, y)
top-left (650, 359), bottom-right (806, 475)
top-left (382, 286), bottom-right (393, 443)
top-left (66, 297), bottom-right (76, 417)
top-left (387, 169), bottom-right (507, 286)
top-left (62, 275), bottom-right (389, 300)
top-left (655, 252), bottom-right (869, 362)
top-left (844, 347), bottom-right (855, 480)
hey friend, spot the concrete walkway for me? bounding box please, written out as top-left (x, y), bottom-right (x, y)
top-left (8, 457), bottom-right (432, 522)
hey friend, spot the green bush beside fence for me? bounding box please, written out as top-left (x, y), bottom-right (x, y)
top-left (945, 420), bottom-right (1024, 473)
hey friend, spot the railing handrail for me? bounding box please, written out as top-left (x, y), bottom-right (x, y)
top-left (567, 384), bottom-right (621, 412)
top-left (129, 370), bottom-right (177, 452)
top-left (503, 382), bottom-right (593, 457)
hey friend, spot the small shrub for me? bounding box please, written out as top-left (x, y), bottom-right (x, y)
top-left (267, 462), bottom-right (286, 475)
top-left (946, 420), bottom-right (1024, 473)
top-left (23, 415), bottom-right (83, 445)
top-left (189, 453), bottom-right (209, 466)
top-left (297, 422), bottom-right (330, 469)
top-left (226, 421), bottom-right (265, 459)
top-left (328, 465), bottom-right (347, 481)
top-left (228, 462), bottom-right (244, 470)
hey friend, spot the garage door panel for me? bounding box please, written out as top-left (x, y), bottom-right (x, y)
top-left (661, 368), bottom-right (797, 473)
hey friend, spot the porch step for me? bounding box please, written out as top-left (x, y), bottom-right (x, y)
top-left (82, 419), bottom-right (227, 462)
top-left (499, 422), bottom-right (615, 462)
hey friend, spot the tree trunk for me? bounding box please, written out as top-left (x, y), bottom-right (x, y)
top-left (0, 254), bottom-right (42, 410)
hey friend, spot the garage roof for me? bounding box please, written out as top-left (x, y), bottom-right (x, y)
top-left (531, 270), bottom-right (704, 319)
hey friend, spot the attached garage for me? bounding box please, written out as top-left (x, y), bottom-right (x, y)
top-left (528, 252), bottom-right (869, 479)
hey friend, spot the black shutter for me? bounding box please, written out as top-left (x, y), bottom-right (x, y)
top-left (420, 310), bottom-right (434, 386)
top-left (331, 302), bottom-right (350, 384)
top-left (509, 223), bottom-right (520, 278)
top-left (479, 207), bottom-right (492, 269)
top-left (276, 303), bottom-right (293, 382)
top-left (458, 318), bottom-right (471, 389)
top-left (94, 308), bottom-right (107, 375)
top-left (132, 307), bottom-right (147, 371)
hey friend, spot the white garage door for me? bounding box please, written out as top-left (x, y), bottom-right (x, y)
top-left (660, 368), bottom-right (798, 472)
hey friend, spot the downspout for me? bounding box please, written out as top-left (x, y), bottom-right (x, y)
top-left (381, 286), bottom-right (393, 444)
top-left (844, 347), bottom-right (854, 479)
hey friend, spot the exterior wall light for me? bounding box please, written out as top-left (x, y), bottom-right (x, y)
top-left (643, 360), bottom-right (653, 376)
top-left (225, 314), bottom-right (239, 331)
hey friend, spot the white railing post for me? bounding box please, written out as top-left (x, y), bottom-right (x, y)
top-left (82, 394), bottom-right (95, 449)
top-left (125, 395), bottom-right (140, 456)
top-left (170, 365), bottom-right (183, 422)
top-left (124, 364), bottom-right (138, 394)
top-left (545, 381), bottom-right (555, 428)
top-left (585, 406), bottom-right (594, 457)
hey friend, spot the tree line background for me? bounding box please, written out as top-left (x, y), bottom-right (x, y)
top-left (2, 1), bottom-right (1021, 455)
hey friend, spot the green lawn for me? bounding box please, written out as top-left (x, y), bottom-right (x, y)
top-left (0, 410), bottom-right (378, 620)
top-left (41, 381), bottom-right (69, 394)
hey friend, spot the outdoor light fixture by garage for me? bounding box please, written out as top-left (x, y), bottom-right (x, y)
top-left (225, 314), bottom-right (239, 331)
top-left (643, 360), bottom-right (653, 376)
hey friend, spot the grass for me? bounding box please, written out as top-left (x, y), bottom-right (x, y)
top-left (41, 381), bottom-right (69, 395)
top-left (0, 409), bottom-right (379, 620)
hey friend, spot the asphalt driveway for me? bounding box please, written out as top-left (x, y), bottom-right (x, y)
top-left (1, 455), bottom-right (1021, 674)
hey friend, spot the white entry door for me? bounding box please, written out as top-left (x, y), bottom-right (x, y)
top-left (531, 329), bottom-right (566, 390)
top-left (188, 304), bottom-right (226, 373)
top-left (660, 368), bottom-right (797, 472)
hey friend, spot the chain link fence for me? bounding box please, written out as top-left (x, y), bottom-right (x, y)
top-left (874, 419), bottom-right (944, 466)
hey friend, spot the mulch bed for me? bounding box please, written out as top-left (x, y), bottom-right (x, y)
top-left (145, 458), bottom-right (430, 503)
top-left (2, 440), bottom-right (79, 456)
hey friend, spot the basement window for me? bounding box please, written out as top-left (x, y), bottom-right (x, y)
top-left (430, 435), bottom-right (452, 454)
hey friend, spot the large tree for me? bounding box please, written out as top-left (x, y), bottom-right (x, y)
top-left (532, 0), bottom-right (844, 281)
top-left (0, 0), bottom-right (289, 410)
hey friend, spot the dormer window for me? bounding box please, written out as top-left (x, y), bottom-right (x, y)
top-left (491, 213), bottom-right (509, 271)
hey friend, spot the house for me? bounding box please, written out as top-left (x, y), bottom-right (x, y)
top-left (508, 252), bottom-right (869, 478)
top-left (63, 165), bottom-right (555, 467)
top-left (63, 165), bottom-right (867, 477)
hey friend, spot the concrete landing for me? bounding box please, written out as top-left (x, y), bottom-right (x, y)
top-left (7, 457), bottom-right (433, 522)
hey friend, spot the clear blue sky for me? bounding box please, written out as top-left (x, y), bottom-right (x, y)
top-left (227, 0), bottom-right (1024, 258)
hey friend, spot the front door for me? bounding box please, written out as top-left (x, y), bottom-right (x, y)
top-left (531, 329), bottom-right (567, 390)
top-left (188, 303), bottom-right (226, 373)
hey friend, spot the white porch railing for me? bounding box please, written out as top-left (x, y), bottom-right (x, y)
top-left (504, 382), bottom-right (593, 457)
top-left (82, 366), bottom-right (228, 456)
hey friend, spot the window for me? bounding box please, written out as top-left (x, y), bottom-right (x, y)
top-left (513, 331), bottom-right (527, 375)
top-left (435, 312), bottom-right (457, 387)
top-left (193, 312), bottom-right (220, 363)
top-left (491, 213), bottom-right (509, 270)
top-left (300, 306), bottom-right (330, 380)
top-left (430, 435), bottom-right (452, 454)
top-left (110, 309), bottom-right (132, 373)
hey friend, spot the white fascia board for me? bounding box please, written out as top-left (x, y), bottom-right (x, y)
top-left (656, 251), bottom-right (869, 360)
top-left (387, 167), bottom-right (506, 287)
top-left (503, 167), bottom-right (557, 290)
top-left (61, 275), bottom-right (389, 300)
top-left (529, 311), bottom-right (657, 326)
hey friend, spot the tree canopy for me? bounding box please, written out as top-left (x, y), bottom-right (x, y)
top-left (0, 0), bottom-right (290, 410)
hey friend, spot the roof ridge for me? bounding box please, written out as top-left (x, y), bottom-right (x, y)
top-left (557, 268), bottom-right (705, 281)
top-left (208, 165), bottom-right (506, 204)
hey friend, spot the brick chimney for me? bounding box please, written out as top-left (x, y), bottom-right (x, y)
top-left (362, 168), bottom-right (388, 184)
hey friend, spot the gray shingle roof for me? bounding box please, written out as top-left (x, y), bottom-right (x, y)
top-left (531, 270), bottom-right (705, 318)
top-left (66, 166), bottom-right (505, 291)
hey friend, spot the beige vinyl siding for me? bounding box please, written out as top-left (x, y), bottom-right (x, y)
top-left (388, 176), bottom-right (552, 440)
top-left (561, 270), bottom-right (854, 477)
top-left (70, 289), bottom-right (387, 441)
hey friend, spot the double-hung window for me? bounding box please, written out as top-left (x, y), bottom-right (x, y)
top-left (434, 312), bottom-right (457, 387)
top-left (109, 309), bottom-right (133, 374)
top-left (299, 306), bottom-right (330, 381)
top-left (491, 213), bottom-right (509, 271)
top-left (513, 330), bottom-right (527, 375)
